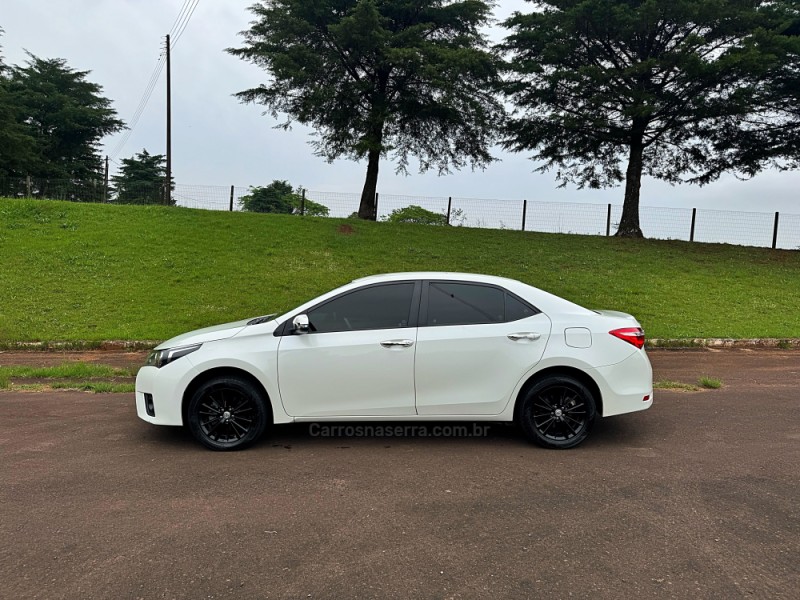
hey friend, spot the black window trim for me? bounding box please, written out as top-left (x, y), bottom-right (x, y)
top-left (274, 280), bottom-right (422, 336)
top-left (418, 279), bottom-right (540, 327)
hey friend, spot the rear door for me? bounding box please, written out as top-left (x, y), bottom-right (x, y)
top-left (414, 280), bottom-right (551, 415)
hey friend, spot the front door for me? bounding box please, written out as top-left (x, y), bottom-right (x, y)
top-left (277, 281), bottom-right (419, 417)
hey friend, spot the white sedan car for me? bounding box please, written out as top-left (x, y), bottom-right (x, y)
top-left (136, 272), bottom-right (652, 451)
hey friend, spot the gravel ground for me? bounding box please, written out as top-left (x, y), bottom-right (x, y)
top-left (1, 349), bottom-right (798, 599)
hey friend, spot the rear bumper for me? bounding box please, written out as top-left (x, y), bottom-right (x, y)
top-left (591, 350), bottom-right (653, 417)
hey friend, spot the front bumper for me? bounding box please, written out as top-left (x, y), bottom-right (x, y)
top-left (135, 363), bottom-right (199, 426)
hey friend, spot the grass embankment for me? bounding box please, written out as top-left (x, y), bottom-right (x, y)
top-left (1, 198), bottom-right (798, 343)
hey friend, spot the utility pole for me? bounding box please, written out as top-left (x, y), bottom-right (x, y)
top-left (103, 155), bottom-right (109, 202)
top-left (165, 34), bottom-right (172, 205)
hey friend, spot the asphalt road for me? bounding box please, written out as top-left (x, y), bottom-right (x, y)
top-left (1, 349), bottom-right (798, 599)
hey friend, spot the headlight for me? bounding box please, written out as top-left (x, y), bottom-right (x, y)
top-left (145, 344), bottom-right (202, 368)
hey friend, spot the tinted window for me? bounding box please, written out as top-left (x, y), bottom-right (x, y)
top-left (308, 283), bottom-right (415, 333)
top-left (505, 293), bottom-right (538, 322)
top-left (427, 282), bottom-right (505, 326)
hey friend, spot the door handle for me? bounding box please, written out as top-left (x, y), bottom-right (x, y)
top-left (507, 332), bottom-right (541, 341)
top-left (380, 339), bottom-right (414, 348)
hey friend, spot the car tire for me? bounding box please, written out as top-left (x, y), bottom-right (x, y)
top-left (518, 375), bottom-right (597, 449)
top-left (187, 376), bottom-right (269, 451)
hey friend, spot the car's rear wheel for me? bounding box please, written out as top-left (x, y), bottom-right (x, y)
top-left (518, 375), bottom-right (596, 449)
top-left (187, 376), bottom-right (269, 451)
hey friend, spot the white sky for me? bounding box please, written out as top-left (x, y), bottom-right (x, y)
top-left (2, 0), bottom-right (798, 214)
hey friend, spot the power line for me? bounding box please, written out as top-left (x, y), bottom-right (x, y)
top-left (128, 53), bottom-right (166, 129)
top-left (106, 1), bottom-right (200, 161)
top-left (171, 0), bottom-right (200, 49)
top-left (168, 0), bottom-right (194, 37)
top-left (108, 51), bottom-right (166, 159)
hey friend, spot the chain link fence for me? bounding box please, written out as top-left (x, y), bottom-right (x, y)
top-left (2, 177), bottom-right (797, 250)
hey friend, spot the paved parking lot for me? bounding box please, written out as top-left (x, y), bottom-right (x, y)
top-left (1, 349), bottom-right (798, 598)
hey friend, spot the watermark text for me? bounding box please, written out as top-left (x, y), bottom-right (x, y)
top-left (308, 423), bottom-right (492, 438)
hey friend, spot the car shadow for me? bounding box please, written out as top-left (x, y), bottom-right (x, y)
top-left (260, 421), bottom-right (526, 448)
top-left (135, 416), bottom-right (650, 451)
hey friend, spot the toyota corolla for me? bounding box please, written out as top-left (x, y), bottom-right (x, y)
top-left (135, 272), bottom-right (653, 450)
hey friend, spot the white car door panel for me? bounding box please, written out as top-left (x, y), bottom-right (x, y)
top-left (277, 328), bottom-right (417, 417)
top-left (415, 314), bottom-right (552, 415)
top-left (276, 280), bottom-right (420, 417)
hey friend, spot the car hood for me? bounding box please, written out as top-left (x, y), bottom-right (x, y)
top-left (154, 318), bottom-right (253, 350)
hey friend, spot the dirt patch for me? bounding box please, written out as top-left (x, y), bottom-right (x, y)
top-left (336, 223), bottom-right (355, 235)
top-left (0, 350), bottom-right (147, 369)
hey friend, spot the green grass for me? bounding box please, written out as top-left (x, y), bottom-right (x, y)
top-left (1, 198), bottom-right (799, 342)
top-left (698, 376), bottom-right (723, 389)
top-left (0, 363), bottom-right (135, 380)
top-left (653, 377), bottom-right (723, 391)
top-left (654, 380), bottom-right (702, 391)
top-left (0, 362), bottom-right (135, 393)
top-left (5, 382), bottom-right (134, 393)
top-left (50, 381), bottom-right (135, 393)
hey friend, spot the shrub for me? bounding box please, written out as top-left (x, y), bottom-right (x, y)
top-left (384, 205), bottom-right (447, 226)
top-left (240, 181), bottom-right (329, 216)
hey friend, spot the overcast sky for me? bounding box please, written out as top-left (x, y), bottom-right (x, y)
top-left (2, 0), bottom-right (798, 214)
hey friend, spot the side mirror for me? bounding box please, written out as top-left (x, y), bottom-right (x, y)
top-left (292, 314), bottom-right (310, 334)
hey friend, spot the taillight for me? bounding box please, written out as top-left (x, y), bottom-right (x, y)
top-left (609, 327), bottom-right (645, 349)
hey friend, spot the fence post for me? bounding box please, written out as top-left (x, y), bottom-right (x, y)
top-left (446, 196), bottom-right (452, 225)
top-left (374, 192), bottom-right (379, 220)
top-left (606, 204), bottom-right (611, 236)
top-left (690, 208), bottom-right (697, 242)
top-left (103, 156), bottom-right (109, 203)
top-left (300, 189), bottom-right (306, 216)
top-left (229, 185), bottom-right (234, 212)
top-left (772, 212), bottom-right (780, 249)
top-left (26, 175), bottom-right (31, 198)
top-left (521, 199), bottom-right (527, 231)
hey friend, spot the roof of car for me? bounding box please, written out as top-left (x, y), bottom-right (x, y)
top-left (348, 272), bottom-right (591, 315)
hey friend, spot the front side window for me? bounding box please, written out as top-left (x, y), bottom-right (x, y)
top-left (426, 282), bottom-right (539, 326)
top-left (307, 283), bottom-right (415, 333)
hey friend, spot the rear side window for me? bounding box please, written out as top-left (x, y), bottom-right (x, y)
top-left (505, 294), bottom-right (538, 322)
top-left (426, 282), bottom-right (538, 326)
top-left (308, 283), bottom-right (415, 333)
top-left (427, 282), bottom-right (505, 326)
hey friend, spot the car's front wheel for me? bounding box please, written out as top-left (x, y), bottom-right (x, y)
top-left (518, 375), bottom-right (596, 449)
top-left (187, 376), bottom-right (269, 451)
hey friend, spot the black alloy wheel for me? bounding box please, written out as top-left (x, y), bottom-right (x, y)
top-left (187, 376), bottom-right (269, 451)
top-left (518, 375), bottom-right (596, 449)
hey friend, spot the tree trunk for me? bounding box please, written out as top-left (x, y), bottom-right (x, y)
top-left (358, 145), bottom-right (380, 220)
top-left (616, 129), bottom-right (645, 238)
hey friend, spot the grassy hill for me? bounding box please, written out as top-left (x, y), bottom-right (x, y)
top-left (1, 198), bottom-right (798, 343)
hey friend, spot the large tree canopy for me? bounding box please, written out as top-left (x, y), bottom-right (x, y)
top-left (0, 29), bottom-right (36, 180)
top-left (501, 0), bottom-right (798, 237)
top-left (111, 149), bottom-right (173, 205)
top-left (6, 53), bottom-right (123, 187)
top-left (707, 14), bottom-right (800, 178)
top-left (229, 0), bottom-right (502, 219)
